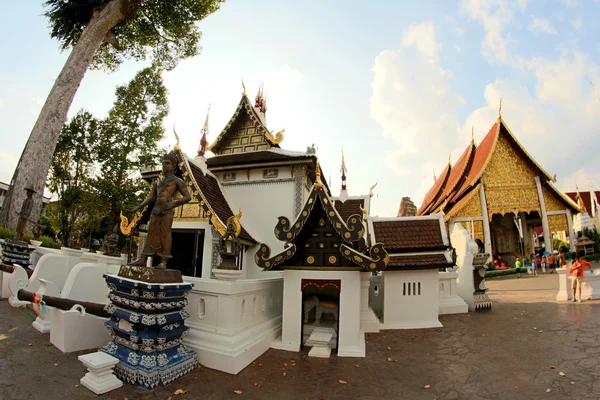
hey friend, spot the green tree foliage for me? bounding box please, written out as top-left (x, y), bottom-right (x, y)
top-left (93, 66), bottom-right (168, 228)
top-left (47, 66), bottom-right (168, 248)
top-left (47, 110), bottom-right (107, 244)
top-left (44, 0), bottom-right (223, 71)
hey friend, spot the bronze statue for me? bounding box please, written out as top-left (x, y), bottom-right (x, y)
top-left (128, 152), bottom-right (191, 269)
top-left (103, 224), bottom-right (121, 257)
top-left (15, 188), bottom-right (35, 241)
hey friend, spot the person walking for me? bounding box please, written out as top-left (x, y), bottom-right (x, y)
top-left (515, 258), bottom-right (522, 278)
top-left (570, 256), bottom-right (594, 303)
top-left (532, 256), bottom-right (538, 276)
top-left (548, 253), bottom-right (554, 274)
top-left (541, 256), bottom-right (547, 274)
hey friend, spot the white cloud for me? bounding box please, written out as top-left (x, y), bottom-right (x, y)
top-left (370, 26), bottom-right (466, 205)
top-left (461, 53), bottom-right (600, 195)
top-left (454, 42), bottom-right (464, 52)
top-left (562, 0), bottom-right (577, 7)
top-left (0, 96), bottom-right (4, 107)
top-left (456, 27), bottom-right (465, 37)
top-left (461, 0), bottom-right (527, 64)
top-left (402, 22), bottom-right (442, 62)
top-left (528, 17), bottom-right (557, 35)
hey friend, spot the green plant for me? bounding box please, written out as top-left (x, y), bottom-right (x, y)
top-left (0, 226), bottom-right (16, 240)
top-left (40, 235), bottom-right (61, 249)
top-left (485, 268), bottom-right (517, 278)
top-left (582, 254), bottom-right (600, 262)
top-left (22, 233), bottom-right (34, 242)
top-left (486, 261), bottom-right (496, 271)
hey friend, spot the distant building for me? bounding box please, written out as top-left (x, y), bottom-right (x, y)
top-left (0, 180), bottom-right (51, 212)
top-left (397, 197), bottom-right (417, 217)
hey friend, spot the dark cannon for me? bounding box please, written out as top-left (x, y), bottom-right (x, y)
top-left (17, 289), bottom-right (110, 318)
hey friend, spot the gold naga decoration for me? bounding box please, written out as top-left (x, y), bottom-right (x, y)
top-left (265, 128), bottom-right (285, 145)
top-left (210, 214), bottom-right (227, 237)
top-left (314, 162), bottom-right (324, 190)
top-left (241, 79), bottom-right (247, 95)
top-left (369, 181), bottom-right (378, 198)
top-left (173, 125), bottom-right (181, 151)
top-left (226, 209), bottom-right (243, 237)
top-left (119, 206), bottom-right (148, 236)
top-left (359, 205), bottom-right (369, 222)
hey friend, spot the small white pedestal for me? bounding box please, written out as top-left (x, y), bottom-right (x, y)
top-left (212, 268), bottom-right (243, 281)
top-left (78, 352), bottom-right (122, 395)
top-left (32, 316), bottom-right (51, 333)
top-left (308, 332), bottom-right (333, 358)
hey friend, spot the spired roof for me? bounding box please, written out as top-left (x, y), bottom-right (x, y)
top-left (208, 92), bottom-right (284, 155)
top-left (418, 116), bottom-right (579, 217)
top-left (174, 150), bottom-right (256, 244)
top-left (255, 172), bottom-right (389, 272)
top-left (369, 214), bottom-right (454, 270)
top-left (418, 163), bottom-right (451, 215)
top-left (565, 191), bottom-right (600, 215)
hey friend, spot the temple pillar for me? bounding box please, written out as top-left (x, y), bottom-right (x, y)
top-left (566, 210), bottom-right (576, 252)
top-left (534, 176), bottom-right (553, 254)
top-left (479, 185), bottom-right (492, 259)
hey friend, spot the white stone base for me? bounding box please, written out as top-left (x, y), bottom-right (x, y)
top-left (184, 315), bottom-right (281, 375)
top-left (439, 296), bottom-right (469, 315)
top-left (308, 332), bottom-right (332, 358)
top-left (78, 352), bottom-right (122, 395)
top-left (212, 269), bottom-right (243, 281)
top-left (303, 325), bottom-right (337, 348)
top-left (271, 337), bottom-right (300, 352)
top-left (32, 316), bottom-right (51, 333)
top-left (1, 271), bottom-right (11, 299)
top-left (381, 320), bottom-right (443, 330)
top-left (336, 331), bottom-right (366, 358)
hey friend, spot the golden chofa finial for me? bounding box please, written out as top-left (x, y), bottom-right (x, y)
top-left (241, 79), bottom-right (247, 96)
top-left (433, 170), bottom-right (437, 181)
top-left (226, 209), bottom-right (243, 237)
top-left (471, 126), bottom-right (475, 143)
top-left (498, 97), bottom-right (502, 118)
top-left (314, 161), bottom-right (324, 190)
top-left (173, 124), bottom-right (181, 151)
top-left (369, 181), bottom-right (378, 198)
top-left (448, 152), bottom-right (451, 165)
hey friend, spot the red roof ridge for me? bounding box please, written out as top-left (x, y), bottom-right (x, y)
top-left (418, 163), bottom-right (451, 215)
top-left (429, 143), bottom-right (475, 212)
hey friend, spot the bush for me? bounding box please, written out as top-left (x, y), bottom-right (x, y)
top-left (22, 233), bottom-right (34, 242)
top-left (486, 261), bottom-right (496, 271)
top-left (0, 226), bottom-right (16, 240)
top-left (40, 235), bottom-right (61, 249)
top-left (485, 268), bottom-right (517, 278)
top-left (582, 254), bottom-right (600, 262)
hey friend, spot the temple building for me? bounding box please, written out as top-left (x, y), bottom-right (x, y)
top-left (418, 107), bottom-right (580, 264)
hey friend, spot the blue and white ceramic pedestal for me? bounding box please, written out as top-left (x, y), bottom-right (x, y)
top-left (100, 274), bottom-right (197, 390)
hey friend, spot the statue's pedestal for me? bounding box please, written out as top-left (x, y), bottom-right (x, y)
top-left (100, 266), bottom-right (197, 390)
top-left (1, 241), bottom-right (34, 269)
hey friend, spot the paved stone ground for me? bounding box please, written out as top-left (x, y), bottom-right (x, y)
top-left (1, 272), bottom-right (600, 399)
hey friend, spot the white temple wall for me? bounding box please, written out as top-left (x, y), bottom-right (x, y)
top-left (221, 177), bottom-right (295, 280)
top-left (182, 276), bottom-right (283, 375)
top-left (381, 269), bottom-right (442, 329)
top-left (274, 270), bottom-right (364, 357)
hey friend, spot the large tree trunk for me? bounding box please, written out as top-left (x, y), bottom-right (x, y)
top-left (0, 0), bottom-right (130, 230)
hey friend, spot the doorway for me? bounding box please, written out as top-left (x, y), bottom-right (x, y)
top-left (300, 279), bottom-right (341, 351)
top-left (168, 229), bottom-right (205, 277)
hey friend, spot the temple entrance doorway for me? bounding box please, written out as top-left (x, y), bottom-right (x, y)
top-left (168, 229), bottom-right (205, 277)
top-left (300, 279), bottom-right (340, 352)
top-left (489, 211), bottom-right (543, 267)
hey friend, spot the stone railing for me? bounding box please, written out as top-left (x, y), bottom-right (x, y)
top-left (438, 268), bottom-right (468, 314)
top-left (182, 276), bottom-right (283, 375)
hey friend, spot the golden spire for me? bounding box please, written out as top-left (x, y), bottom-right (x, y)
top-left (433, 169), bottom-right (437, 181)
top-left (448, 152), bottom-right (451, 165)
top-left (498, 97), bottom-right (502, 118)
top-left (198, 104), bottom-right (210, 157)
top-left (173, 124), bottom-right (181, 151)
top-left (341, 147), bottom-right (347, 191)
top-left (314, 161), bottom-right (324, 190)
top-left (471, 126), bottom-right (475, 143)
top-left (241, 79), bottom-right (247, 96)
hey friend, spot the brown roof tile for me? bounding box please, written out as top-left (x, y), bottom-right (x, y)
top-left (334, 199), bottom-right (364, 222)
top-left (188, 162), bottom-right (255, 242)
top-left (387, 253), bottom-right (452, 270)
top-left (373, 219), bottom-right (446, 252)
top-left (418, 164), bottom-right (451, 215)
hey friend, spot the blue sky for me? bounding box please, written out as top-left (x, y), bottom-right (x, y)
top-left (1, 1), bottom-right (599, 217)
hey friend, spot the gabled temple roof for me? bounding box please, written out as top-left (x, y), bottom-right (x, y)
top-left (418, 163), bottom-right (451, 215)
top-left (418, 116), bottom-right (579, 217)
top-left (174, 150), bottom-right (256, 244)
top-left (207, 93), bottom-right (283, 155)
top-left (255, 175), bottom-right (389, 272)
top-left (369, 214), bottom-right (454, 270)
